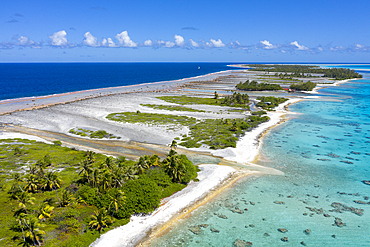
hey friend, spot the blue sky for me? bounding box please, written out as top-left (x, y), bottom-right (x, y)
top-left (1, 0), bottom-right (369, 62)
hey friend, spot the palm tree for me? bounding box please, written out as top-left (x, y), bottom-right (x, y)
top-left (103, 157), bottom-right (115, 171)
top-left (85, 151), bottom-right (96, 164)
top-left (111, 167), bottom-right (125, 188)
top-left (14, 208), bottom-right (27, 242)
top-left (77, 159), bottom-right (93, 184)
top-left (162, 155), bottom-right (185, 183)
top-left (108, 190), bottom-right (126, 216)
top-left (89, 208), bottom-right (113, 233)
top-left (24, 174), bottom-right (38, 193)
top-left (148, 154), bottom-right (160, 167)
top-left (123, 166), bottom-right (138, 181)
top-left (58, 189), bottom-right (74, 207)
top-left (41, 171), bottom-right (61, 191)
top-left (26, 165), bottom-right (38, 176)
top-left (90, 168), bottom-right (101, 188)
top-left (23, 216), bottom-right (45, 246)
top-left (135, 156), bottom-right (150, 174)
top-left (15, 192), bottom-right (35, 213)
top-left (38, 204), bottom-right (54, 221)
top-left (170, 139), bottom-right (178, 150)
top-left (99, 170), bottom-right (112, 192)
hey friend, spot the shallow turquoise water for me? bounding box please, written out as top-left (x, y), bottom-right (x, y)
top-left (150, 67), bottom-right (370, 246)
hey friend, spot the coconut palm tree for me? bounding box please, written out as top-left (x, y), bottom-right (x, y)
top-left (90, 168), bottom-right (101, 188)
top-left (77, 159), bottom-right (93, 184)
top-left (162, 155), bottom-right (185, 183)
top-left (85, 151), bottom-right (96, 164)
top-left (23, 216), bottom-right (45, 246)
top-left (58, 189), bottom-right (74, 207)
top-left (38, 203), bottom-right (54, 221)
top-left (108, 189), bottom-right (126, 216)
top-left (123, 166), bottom-right (138, 181)
top-left (135, 156), bottom-right (150, 174)
top-left (111, 167), bottom-right (125, 188)
top-left (14, 208), bottom-right (27, 242)
top-left (24, 174), bottom-right (38, 193)
top-left (15, 192), bottom-right (35, 214)
top-left (99, 170), bottom-right (112, 192)
top-left (170, 139), bottom-right (178, 150)
top-left (89, 208), bottom-right (113, 233)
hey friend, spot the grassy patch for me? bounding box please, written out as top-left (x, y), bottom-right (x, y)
top-left (141, 104), bottom-right (206, 113)
top-left (106, 112), bottom-right (197, 126)
top-left (69, 128), bottom-right (120, 139)
top-left (106, 111), bottom-right (269, 149)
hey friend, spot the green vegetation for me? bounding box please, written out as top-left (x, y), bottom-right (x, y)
top-left (106, 112), bottom-right (197, 126)
top-left (290, 81), bottom-right (317, 91)
top-left (246, 64), bottom-right (362, 80)
top-left (0, 138), bottom-right (198, 246)
top-left (236, 80), bottom-right (282, 91)
top-left (141, 104), bottom-right (206, 113)
top-left (157, 94), bottom-right (249, 108)
top-left (179, 115), bottom-right (269, 149)
top-left (69, 128), bottom-right (120, 139)
top-left (322, 68), bottom-right (363, 80)
top-left (106, 110), bottom-right (269, 149)
top-left (256, 96), bottom-right (289, 110)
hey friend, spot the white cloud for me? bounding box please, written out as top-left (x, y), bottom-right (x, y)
top-left (49, 30), bottom-right (69, 47)
top-left (115, 31), bottom-right (137, 47)
top-left (83, 32), bottom-right (100, 47)
top-left (144, 39), bottom-right (153, 46)
top-left (17, 36), bottom-right (42, 48)
top-left (290, 41), bottom-right (308, 50)
top-left (228, 40), bottom-right (249, 50)
top-left (210, 38), bottom-right (225, 47)
top-left (174, 35), bottom-right (185, 46)
top-left (164, 41), bottom-right (175, 48)
top-left (18, 36), bottom-right (29, 45)
top-left (189, 39), bottom-right (200, 47)
top-left (260, 40), bottom-right (275, 49)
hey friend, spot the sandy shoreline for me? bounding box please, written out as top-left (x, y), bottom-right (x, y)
top-left (0, 68), bottom-right (317, 247)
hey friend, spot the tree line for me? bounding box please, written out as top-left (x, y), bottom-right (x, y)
top-left (7, 141), bottom-right (198, 246)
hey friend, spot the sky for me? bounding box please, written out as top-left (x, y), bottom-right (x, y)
top-left (1, 0), bottom-right (369, 63)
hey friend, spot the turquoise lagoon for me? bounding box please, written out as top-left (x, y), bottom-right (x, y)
top-left (150, 66), bottom-right (370, 246)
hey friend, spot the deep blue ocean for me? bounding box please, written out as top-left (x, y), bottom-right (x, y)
top-left (150, 65), bottom-right (370, 246)
top-left (0, 62), bottom-right (243, 101)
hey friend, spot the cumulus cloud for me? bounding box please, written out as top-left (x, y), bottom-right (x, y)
top-left (174, 35), bottom-right (185, 46)
top-left (115, 31), bottom-right (137, 47)
top-left (206, 39), bottom-right (225, 48)
top-left (164, 41), bottom-right (175, 48)
top-left (144, 39), bottom-right (153, 46)
top-left (83, 32), bottom-right (100, 47)
top-left (102, 38), bottom-right (116, 47)
top-left (189, 39), bottom-right (200, 47)
top-left (211, 39), bottom-right (225, 47)
top-left (260, 40), bottom-right (276, 49)
top-left (49, 30), bottom-right (71, 47)
top-left (16, 36), bottom-right (42, 48)
top-left (290, 41), bottom-right (308, 50)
